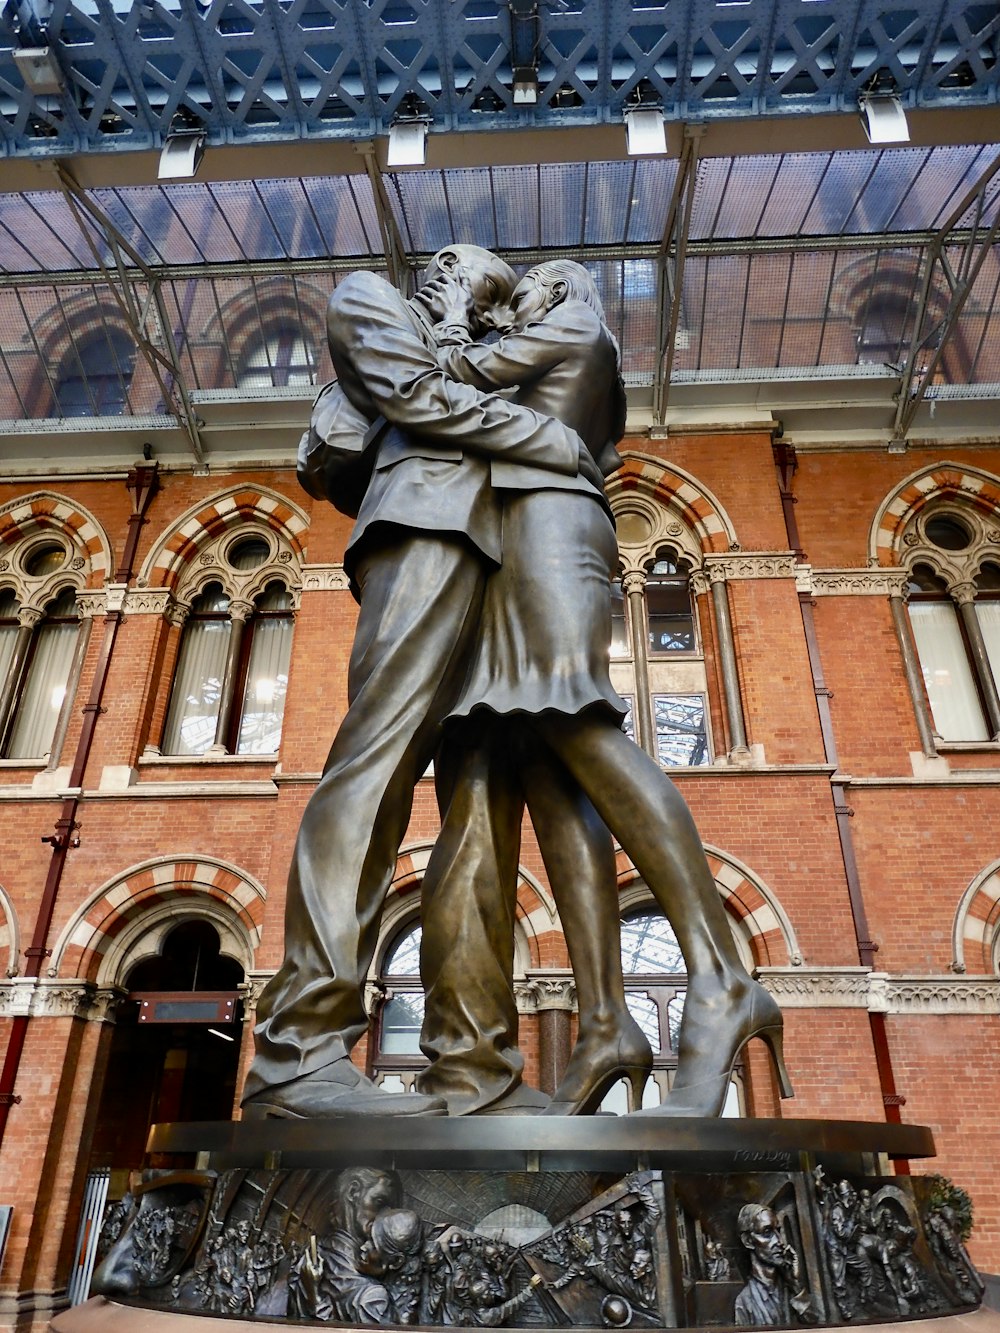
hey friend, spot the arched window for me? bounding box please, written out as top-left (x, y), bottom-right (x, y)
top-left (237, 328), bottom-right (317, 389)
top-left (611, 551), bottom-right (711, 767)
top-left (0, 584), bottom-right (79, 760)
top-left (162, 576), bottom-right (294, 757)
top-left (610, 906), bottom-right (741, 1116)
top-left (902, 505), bottom-right (1000, 743)
top-left (53, 329), bottom-right (136, 417)
top-left (371, 919), bottom-right (426, 1094)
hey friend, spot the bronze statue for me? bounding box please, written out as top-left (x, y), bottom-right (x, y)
top-left (245, 245), bottom-right (789, 1120)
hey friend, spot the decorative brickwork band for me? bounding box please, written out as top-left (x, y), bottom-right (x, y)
top-left (48, 855), bottom-right (268, 986)
top-left (870, 462), bottom-right (1000, 567)
top-left (608, 453), bottom-right (737, 558)
top-left (0, 491), bottom-right (112, 589)
top-left (952, 857), bottom-right (1000, 975)
top-left (138, 485), bottom-right (309, 592)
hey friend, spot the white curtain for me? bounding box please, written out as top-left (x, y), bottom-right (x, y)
top-left (237, 616), bottom-right (292, 754)
top-left (7, 620), bottom-right (77, 759)
top-left (908, 601), bottom-right (988, 741)
top-left (162, 618), bottom-right (231, 755)
top-left (976, 601), bottom-right (1000, 721)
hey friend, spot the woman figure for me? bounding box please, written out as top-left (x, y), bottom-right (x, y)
top-left (418, 261), bottom-right (791, 1118)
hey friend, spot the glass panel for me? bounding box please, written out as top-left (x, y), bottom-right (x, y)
top-left (6, 617), bottom-right (77, 759)
top-left (383, 923), bottom-right (422, 976)
top-left (610, 579), bottom-right (629, 657)
top-left (976, 601), bottom-right (1000, 709)
top-left (380, 991), bottom-right (425, 1054)
top-left (620, 695), bottom-right (634, 742)
top-left (623, 991), bottom-right (661, 1054)
top-left (238, 330), bottom-right (317, 389)
top-left (666, 991), bottom-right (686, 1052)
top-left (646, 578), bottom-right (694, 653)
top-left (53, 330), bottom-right (135, 418)
top-left (236, 613), bottom-right (292, 755)
top-left (653, 694), bottom-right (710, 767)
top-left (908, 601), bottom-right (988, 741)
top-left (0, 591), bottom-right (18, 686)
top-left (162, 611), bottom-right (232, 756)
top-left (620, 911), bottom-right (684, 974)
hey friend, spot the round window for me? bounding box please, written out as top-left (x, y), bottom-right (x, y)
top-left (227, 536), bottom-right (271, 571)
top-left (924, 514), bottom-right (971, 551)
top-left (23, 542), bottom-right (66, 577)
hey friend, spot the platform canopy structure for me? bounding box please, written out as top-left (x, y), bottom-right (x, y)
top-left (0, 0), bottom-right (997, 470)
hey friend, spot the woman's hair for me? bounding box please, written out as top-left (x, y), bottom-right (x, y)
top-left (527, 259), bottom-right (606, 320)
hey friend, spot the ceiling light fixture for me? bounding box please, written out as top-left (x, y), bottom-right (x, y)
top-left (13, 46), bottom-right (64, 96)
top-left (158, 116), bottom-right (207, 180)
top-left (512, 65), bottom-right (539, 105)
top-left (859, 91), bottom-right (909, 144)
top-left (624, 105), bottom-right (667, 156)
top-left (387, 99), bottom-right (430, 167)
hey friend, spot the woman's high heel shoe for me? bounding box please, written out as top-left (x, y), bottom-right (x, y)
top-left (544, 1017), bottom-right (653, 1116)
top-left (631, 978), bottom-right (792, 1118)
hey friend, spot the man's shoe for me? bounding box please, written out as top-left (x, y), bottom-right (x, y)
top-left (242, 1061), bottom-right (447, 1119)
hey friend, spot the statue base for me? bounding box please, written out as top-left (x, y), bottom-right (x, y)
top-left (56, 1118), bottom-right (986, 1330)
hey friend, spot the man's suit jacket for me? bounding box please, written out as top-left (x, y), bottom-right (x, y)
top-left (313, 271), bottom-right (584, 580)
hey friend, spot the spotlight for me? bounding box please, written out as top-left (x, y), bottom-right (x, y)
top-left (387, 117), bottom-right (428, 167)
top-left (512, 65), bottom-right (538, 105)
top-left (624, 105), bottom-right (666, 156)
top-left (859, 93), bottom-right (909, 144)
top-left (158, 122), bottom-right (206, 179)
top-left (13, 46), bottom-right (64, 96)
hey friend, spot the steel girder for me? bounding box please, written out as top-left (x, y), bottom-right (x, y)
top-left (0, 0), bottom-right (995, 161)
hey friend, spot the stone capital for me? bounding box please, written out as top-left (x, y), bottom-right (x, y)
top-left (301, 564), bottom-right (351, 593)
top-left (515, 970), bottom-right (577, 1013)
top-left (0, 977), bottom-right (128, 1021)
top-left (949, 580), bottom-right (978, 606)
top-left (620, 570), bottom-right (647, 597)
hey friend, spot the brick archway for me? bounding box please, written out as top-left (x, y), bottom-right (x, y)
top-left (615, 845), bottom-right (799, 968)
top-left (952, 858), bottom-right (1000, 975)
top-left (870, 462), bottom-right (1000, 567)
top-left (0, 491), bottom-right (112, 586)
top-left (139, 484), bottom-right (309, 592)
top-left (50, 855), bottom-right (267, 986)
top-left (0, 884), bottom-right (18, 979)
top-left (608, 453), bottom-right (737, 556)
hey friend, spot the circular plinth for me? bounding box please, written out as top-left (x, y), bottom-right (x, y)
top-left (148, 1115), bottom-right (935, 1173)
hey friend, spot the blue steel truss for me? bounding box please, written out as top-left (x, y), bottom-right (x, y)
top-left (0, 0), bottom-right (995, 160)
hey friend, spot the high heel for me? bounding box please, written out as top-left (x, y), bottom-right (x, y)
top-left (544, 1019), bottom-right (653, 1116)
top-left (631, 978), bottom-right (793, 1118)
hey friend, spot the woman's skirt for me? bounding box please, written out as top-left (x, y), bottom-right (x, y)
top-left (449, 488), bottom-right (627, 723)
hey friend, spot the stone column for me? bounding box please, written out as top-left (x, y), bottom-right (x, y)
top-left (889, 590), bottom-right (939, 756)
top-left (621, 570), bottom-right (656, 759)
top-left (706, 566), bottom-right (748, 754)
top-left (953, 580), bottom-right (1000, 739)
top-left (211, 598), bottom-right (253, 753)
top-left (0, 607), bottom-right (41, 749)
top-left (516, 972), bottom-right (577, 1095)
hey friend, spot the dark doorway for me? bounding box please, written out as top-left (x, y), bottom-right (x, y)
top-left (88, 920), bottom-right (244, 1175)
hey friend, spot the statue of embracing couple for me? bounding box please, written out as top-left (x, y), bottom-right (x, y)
top-left (241, 245), bottom-right (791, 1121)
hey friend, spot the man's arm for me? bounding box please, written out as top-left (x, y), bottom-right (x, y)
top-left (328, 274), bottom-right (582, 477)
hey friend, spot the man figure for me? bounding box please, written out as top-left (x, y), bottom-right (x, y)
top-left (734, 1204), bottom-right (815, 1327)
top-left (242, 246), bottom-right (595, 1119)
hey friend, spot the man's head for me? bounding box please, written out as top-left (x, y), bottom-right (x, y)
top-left (836, 1180), bottom-right (857, 1210)
top-left (416, 245), bottom-right (516, 334)
top-left (737, 1205), bottom-right (784, 1272)
top-left (630, 1248), bottom-right (653, 1282)
top-left (332, 1167), bottom-right (402, 1240)
top-left (510, 259), bottom-right (605, 331)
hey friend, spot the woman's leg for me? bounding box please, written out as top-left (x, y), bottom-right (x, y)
top-left (536, 713), bottom-right (790, 1114)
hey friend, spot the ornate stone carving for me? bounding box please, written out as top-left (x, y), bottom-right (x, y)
top-left (810, 570), bottom-right (910, 597)
top-left (515, 972), bottom-right (577, 1013)
top-left (301, 563), bottom-right (351, 592)
top-left (757, 969), bottom-right (1000, 1015)
top-left (0, 978), bottom-right (127, 1020)
top-left (756, 969), bottom-right (872, 1009)
top-left (703, 554), bottom-right (799, 581)
top-left (620, 570), bottom-right (647, 596)
top-left (124, 588), bottom-right (174, 617)
top-left (75, 590), bottom-right (107, 619)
